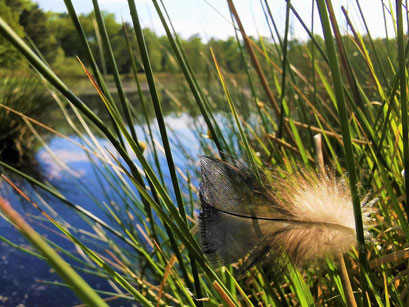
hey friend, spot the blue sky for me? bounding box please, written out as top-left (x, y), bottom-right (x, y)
top-left (35, 0), bottom-right (399, 41)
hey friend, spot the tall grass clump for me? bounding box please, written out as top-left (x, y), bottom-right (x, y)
top-left (0, 0), bottom-right (409, 306)
top-left (0, 74), bottom-right (52, 172)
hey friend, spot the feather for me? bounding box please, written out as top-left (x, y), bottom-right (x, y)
top-left (199, 155), bottom-right (364, 277)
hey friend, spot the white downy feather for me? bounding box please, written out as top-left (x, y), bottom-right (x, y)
top-left (199, 155), bottom-right (369, 276)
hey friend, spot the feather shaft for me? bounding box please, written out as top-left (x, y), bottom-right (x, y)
top-left (198, 155), bottom-right (364, 277)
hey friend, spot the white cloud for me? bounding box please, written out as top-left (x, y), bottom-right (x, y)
top-left (39, 149), bottom-right (89, 164)
top-left (38, 149), bottom-right (89, 180)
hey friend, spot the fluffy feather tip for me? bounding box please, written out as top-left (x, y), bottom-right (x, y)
top-left (198, 155), bottom-right (371, 276)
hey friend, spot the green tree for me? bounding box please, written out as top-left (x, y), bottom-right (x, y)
top-left (48, 12), bottom-right (82, 58)
top-left (209, 37), bottom-right (244, 73)
top-left (112, 22), bottom-right (137, 74)
top-left (0, 1), bottom-right (25, 68)
top-left (4, 0), bottom-right (31, 13)
top-left (19, 4), bottom-right (59, 63)
top-left (182, 34), bottom-right (206, 73)
top-left (143, 28), bottom-right (162, 71)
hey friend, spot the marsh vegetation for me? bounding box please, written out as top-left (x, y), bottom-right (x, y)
top-left (0, 0), bottom-right (409, 306)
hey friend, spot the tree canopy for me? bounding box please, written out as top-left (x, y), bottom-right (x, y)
top-left (0, 0), bottom-right (397, 82)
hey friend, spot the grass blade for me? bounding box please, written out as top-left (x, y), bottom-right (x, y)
top-left (0, 197), bottom-right (109, 307)
top-left (396, 0), bottom-right (409, 220)
top-left (316, 0), bottom-right (367, 301)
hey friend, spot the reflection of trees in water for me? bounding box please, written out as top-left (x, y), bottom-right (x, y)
top-left (77, 88), bottom-right (202, 125)
top-left (0, 73), bottom-right (253, 182)
top-left (75, 74), bottom-right (254, 124)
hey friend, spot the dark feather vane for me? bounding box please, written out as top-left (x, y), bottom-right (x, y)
top-left (199, 155), bottom-right (358, 277)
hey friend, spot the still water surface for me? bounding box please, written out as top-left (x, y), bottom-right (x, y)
top-left (0, 108), bottom-right (206, 306)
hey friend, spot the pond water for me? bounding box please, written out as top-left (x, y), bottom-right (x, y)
top-left (0, 97), bottom-right (212, 306)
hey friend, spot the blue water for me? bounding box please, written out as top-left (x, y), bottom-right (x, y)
top-left (0, 112), bottom-right (206, 306)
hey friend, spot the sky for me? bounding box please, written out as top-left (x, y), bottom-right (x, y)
top-left (35, 0), bottom-right (401, 41)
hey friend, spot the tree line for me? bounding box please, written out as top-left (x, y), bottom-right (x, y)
top-left (1, 0), bottom-right (397, 84)
top-left (1, 0), bottom-right (248, 75)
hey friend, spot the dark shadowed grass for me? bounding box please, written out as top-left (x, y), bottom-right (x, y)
top-left (0, 74), bottom-right (53, 176)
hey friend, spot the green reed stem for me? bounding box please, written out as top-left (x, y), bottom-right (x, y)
top-left (91, 0), bottom-right (138, 143)
top-left (396, 0), bottom-right (409, 220)
top-left (0, 198), bottom-right (109, 307)
top-left (316, 0), bottom-right (367, 302)
top-left (63, 0), bottom-right (125, 147)
top-left (153, 0), bottom-right (227, 155)
top-left (127, 1), bottom-right (204, 297)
